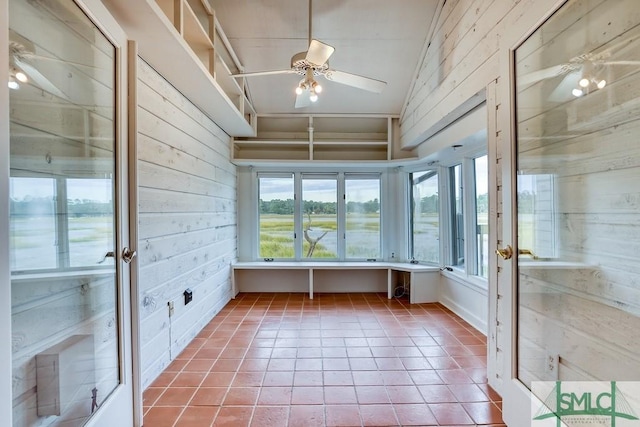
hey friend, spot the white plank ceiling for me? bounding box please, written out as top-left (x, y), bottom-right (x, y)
top-left (209, 0), bottom-right (440, 115)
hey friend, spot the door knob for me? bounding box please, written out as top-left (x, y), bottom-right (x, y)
top-left (496, 245), bottom-right (513, 260)
top-left (122, 247), bottom-right (137, 264)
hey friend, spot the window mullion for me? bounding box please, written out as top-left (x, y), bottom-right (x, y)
top-left (294, 172), bottom-right (303, 260)
top-left (463, 158), bottom-right (478, 276)
top-left (55, 178), bottom-right (70, 269)
top-left (337, 172), bottom-right (345, 260)
top-left (439, 165), bottom-right (452, 267)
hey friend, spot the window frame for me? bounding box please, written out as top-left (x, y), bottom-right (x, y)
top-left (254, 170), bottom-right (383, 261)
top-left (406, 147), bottom-right (488, 283)
top-left (9, 174), bottom-right (115, 275)
top-left (443, 153), bottom-right (488, 281)
top-left (408, 169), bottom-right (439, 265)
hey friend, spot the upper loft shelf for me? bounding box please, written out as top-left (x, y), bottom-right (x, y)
top-left (232, 115), bottom-right (420, 165)
top-left (102, 0), bottom-right (256, 137)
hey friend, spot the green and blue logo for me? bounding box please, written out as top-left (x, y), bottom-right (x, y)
top-left (532, 381), bottom-right (640, 426)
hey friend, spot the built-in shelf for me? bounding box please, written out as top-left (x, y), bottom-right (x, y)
top-left (232, 115), bottom-right (398, 164)
top-left (102, 0), bottom-right (257, 137)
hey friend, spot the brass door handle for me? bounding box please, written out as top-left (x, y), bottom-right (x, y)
top-left (518, 248), bottom-right (538, 259)
top-left (496, 245), bottom-right (513, 260)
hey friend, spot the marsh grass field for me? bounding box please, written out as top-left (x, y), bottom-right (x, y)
top-left (259, 213), bottom-right (382, 258)
top-left (10, 215), bottom-right (113, 270)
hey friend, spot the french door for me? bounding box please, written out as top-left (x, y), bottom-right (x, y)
top-left (8, 0), bottom-right (135, 425)
top-left (502, 0), bottom-right (640, 425)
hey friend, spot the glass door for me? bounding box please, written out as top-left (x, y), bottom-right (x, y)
top-left (9, 0), bottom-right (134, 425)
top-left (505, 0), bottom-right (640, 425)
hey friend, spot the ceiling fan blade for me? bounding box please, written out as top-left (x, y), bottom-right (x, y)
top-left (26, 54), bottom-right (100, 69)
top-left (602, 60), bottom-right (640, 65)
top-left (323, 70), bottom-right (387, 93)
top-left (232, 69), bottom-right (296, 78)
top-left (14, 58), bottom-right (69, 100)
top-left (518, 64), bottom-right (567, 86)
top-left (294, 90), bottom-right (312, 109)
top-left (305, 39), bottom-right (334, 66)
top-left (548, 71), bottom-right (581, 102)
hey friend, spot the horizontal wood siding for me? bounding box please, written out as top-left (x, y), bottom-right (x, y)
top-left (136, 59), bottom-right (236, 389)
top-left (512, 0), bottom-right (640, 385)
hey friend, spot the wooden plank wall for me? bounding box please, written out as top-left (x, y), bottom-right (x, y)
top-left (513, 0), bottom-right (640, 385)
top-left (400, 0), bottom-right (640, 393)
top-left (136, 59), bottom-right (236, 389)
top-left (11, 273), bottom-right (119, 427)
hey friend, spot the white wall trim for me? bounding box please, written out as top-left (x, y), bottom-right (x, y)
top-left (439, 272), bottom-right (489, 334)
top-left (0, 0), bottom-right (12, 423)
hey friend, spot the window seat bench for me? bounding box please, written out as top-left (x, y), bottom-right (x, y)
top-left (231, 261), bottom-right (440, 303)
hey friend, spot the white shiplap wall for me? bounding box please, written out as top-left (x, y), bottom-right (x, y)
top-left (402, 0), bottom-right (640, 397)
top-left (136, 59), bottom-right (236, 389)
top-left (399, 0), bottom-right (568, 395)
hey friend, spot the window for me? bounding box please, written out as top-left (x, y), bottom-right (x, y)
top-left (475, 155), bottom-right (489, 278)
top-left (10, 176), bottom-right (114, 272)
top-left (258, 174), bottom-right (295, 258)
top-left (517, 173), bottom-right (557, 259)
top-left (256, 172), bottom-right (381, 260)
top-left (408, 149), bottom-right (488, 280)
top-left (10, 177), bottom-right (57, 270)
top-left (302, 175), bottom-right (337, 258)
top-left (409, 170), bottom-right (439, 263)
top-left (451, 164), bottom-right (464, 267)
top-left (345, 176), bottom-right (381, 259)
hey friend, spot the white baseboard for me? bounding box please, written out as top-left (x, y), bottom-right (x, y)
top-left (439, 294), bottom-right (487, 335)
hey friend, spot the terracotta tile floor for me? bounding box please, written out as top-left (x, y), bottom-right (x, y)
top-left (143, 293), bottom-right (505, 427)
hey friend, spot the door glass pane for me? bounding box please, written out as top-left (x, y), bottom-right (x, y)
top-left (302, 176), bottom-right (337, 258)
top-left (345, 176), bottom-right (380, 259)
top-left (259, 175), bottom-right (295, 258)
top-left (9, 0), bottom-right (120, 424)
top-left (475, 155), bottom-right (488, 278)
top-left (515, 0), bottom-right (640, 390)
top-left (410, 171), bottom-right (439, 263)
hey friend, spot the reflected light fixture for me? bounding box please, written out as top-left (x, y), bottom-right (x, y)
top-left (15, 71), bottom-right (28, 83)
top-left (8, 76), bottom-right (19, 90)
top-left (572, 61), bottom-right (606, 97)
top-left (8, 68), bottom-right (28, 90)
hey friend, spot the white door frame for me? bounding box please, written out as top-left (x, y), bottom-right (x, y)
top-left (0, 0), bottom-right (13, 422)
top-left (79, 0), bottom-right (137, 425)
top-left (1, 0), bottom-right (139, 424)
top-left (497, 1), bottom-right (569, 425)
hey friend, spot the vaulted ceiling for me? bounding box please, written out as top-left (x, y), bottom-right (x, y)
top-left (209, 0), bottom-right (440, 116)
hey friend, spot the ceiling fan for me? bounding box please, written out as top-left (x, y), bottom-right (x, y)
top-left (518, 34), bottom-right (640, 101)
top-left (8, 29), bottom-right (72, 99)
top-left (231, 0), bottom-right (387, 108)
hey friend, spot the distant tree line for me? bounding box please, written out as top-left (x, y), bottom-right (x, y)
top-left (10, 197), bottom-right (113, 216)
top-left (260, 198), bottom-right (380, 215)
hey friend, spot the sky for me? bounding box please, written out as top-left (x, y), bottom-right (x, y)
top-left (260, 176), bottom-right (380, 202)
top-left (10, 177), bottom-right (113, 202)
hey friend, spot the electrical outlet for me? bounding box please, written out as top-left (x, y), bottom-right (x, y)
top-left (184, 289), bottom-right (193, 305)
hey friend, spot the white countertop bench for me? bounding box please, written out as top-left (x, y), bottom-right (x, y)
top-left (231, 261), bottom-right (440, 303)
